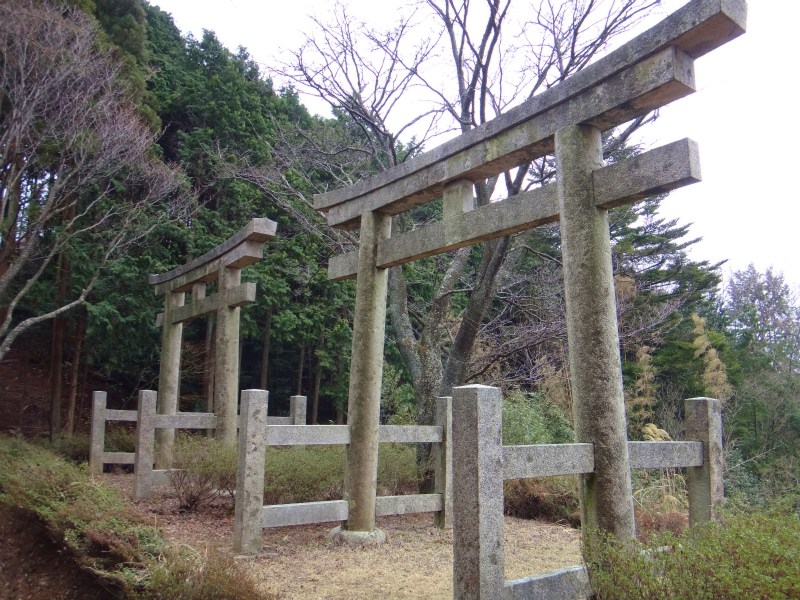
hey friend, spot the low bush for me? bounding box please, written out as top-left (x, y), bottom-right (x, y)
top-left (261, 443), bottom-right (420, 504)
top-left (168, 434), bottom-right (237, 510)
top-left (585, 505), bottom-right (800, 599)
top-left (502, 390), bottom-right (574, 446)
top-left (504, 475), bottom-right (580, 525)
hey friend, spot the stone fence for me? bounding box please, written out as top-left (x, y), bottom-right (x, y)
top-left (451, 385), bottom-right (723, 600)
top-left (88, 389), bottom-right (307, 497)
top-left (233, 389), bottom-right (453, 555)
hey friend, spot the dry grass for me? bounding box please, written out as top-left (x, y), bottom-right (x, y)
top-left (103, 473), bottom-right (582, 600)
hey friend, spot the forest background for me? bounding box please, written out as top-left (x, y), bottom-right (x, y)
top-left (1, 0), bottom-right (798, 507)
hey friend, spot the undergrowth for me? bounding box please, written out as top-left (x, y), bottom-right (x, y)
top-left (585, 503), bottom-right (800, 599)
top-left (0, 434), bottom-right (279, 599)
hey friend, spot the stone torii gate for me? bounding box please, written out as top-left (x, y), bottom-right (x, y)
top-left (149, 218), bottom-right (277, 459)
top-left (313, 0), bottom-right (745, 543)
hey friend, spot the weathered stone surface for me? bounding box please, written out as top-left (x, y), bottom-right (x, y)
top-left (89, 391), bottom-right (107, 475)
top-left (266, 425), bottom-right (350, 446)
top-left (452, 385), bottom-right (505, 600)
top-left (167, 282), bottom-right (255, 325)
top-left (290, 395), bottom-right (307, 425)
top-left (378, 425), bottom-right (443, 443)
top-left (502, 444), bottom-right (594, 480)
top-left (133, 390), bottom-right (157, 500)
top-left (442, 179), bottom-right (474, 220)
top-left (102, 452), bottom-right (135, 464)
top-left (151, 469), bottom-right (172, 486)
top-left (154, 413), bottom-right (217, 429)
top-left (149, 218), bottom-right (276, 290)
top-left (628, 441), bottom-right (703, 470)
top-left (343, 211), bottom-right (392, 534)
top-left (375, 494), bottom-right (443, 517)
top-left (234, 390), bottom-right (269, 555)
top-left (326, 47), bottom-right (696, 229)
top-left (434, 396), bottom-right (453, 530)
top-left (155, 291), bottom-right (183, 469)
top-left (329, 525), bottom-right (386, 546)
top-left (214, 266), bottom-right (241, 445)
top-left (556, 124), bottom-right (635, 541)
top-left (313, 0), bottom-right (744, 221)
top-left (263, 500), bottom-right (349, 528)
top-left (685, 397), bottom-right (724, 523)
top-left (266, 416), bottom-right (293, 425)
top-left (327, 139), bottom-right (701, 281)
top-left (105, 409), bottom-right (137, 421)
top-left (504, 565), bottom-right (590, 600)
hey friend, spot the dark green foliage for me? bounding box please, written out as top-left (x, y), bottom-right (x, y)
top-left (586, 505), bottom-right (800, 599)
top-left (502, 390), bottom-right (574, 446)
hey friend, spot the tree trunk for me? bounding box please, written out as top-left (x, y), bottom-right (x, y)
top-left (310, 332), bottom-right (324, 424)
top-left (64, 310), bottom-right (85, 435)
top-left (49, 248), bottom-right (70, 442)
top-left (295, 343), bottom-right (306, 396)
top-left (203, 317), bottom-right (215, 435)
top-left (259, 306), bottom-right (273, 390)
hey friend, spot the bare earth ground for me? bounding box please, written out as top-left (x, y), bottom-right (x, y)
top-left (103, 473), bottom-right (583, 600)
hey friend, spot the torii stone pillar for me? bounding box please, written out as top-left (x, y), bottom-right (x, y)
top-left (340, 211), bottom-right (392, 539)
top-left (150, 218), bottom-right (277, 455)
top-left (556, 124), bottom-right (636, 540)
top-left (155, 290), bottom-right (184, 468)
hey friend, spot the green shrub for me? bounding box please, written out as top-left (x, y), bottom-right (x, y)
top-left (54, 433), bottom-right (92, 462)
top-left (168, 433), bottom-right (237, 510)
top-left (378, 443), bottom-right (421, 495)
top-left (586, 506), bottom-right (800, 599)
top-left (106, 425), bottom-right (137, 453)
top-left (264, 446), bottom-right (345, 504)
top-left (502, 390), bottom-right (574, 446)
top-left (262, 443), bottom-right (421, 504)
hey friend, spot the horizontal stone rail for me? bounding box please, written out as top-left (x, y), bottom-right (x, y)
top-left (102, 451), bottom-right (135, 465)
top-left (505, 566), bottom-right (591, 600)
top-left (105, 409), bottom-right (137, 421)
top-left (265, 424), bottom-right (351, 446)
top-left (375, 493), bottom-right (443, 517)
top-left (629, 441), bottom-right (703, 470)
top-left (154, 413), bottom-right (217, 429)
top-left (328, 139), bottom-right (701, 280)
top-left (234, 391), bottom-right (454, 554)
top-left (262, 500), bottom-right (350, 528)
top-left (503, 444), bottom-right (595, 480)
top-left (502, 440), bottom-right (704, 480)
top-left (452, 386), bottom-right (724, 600)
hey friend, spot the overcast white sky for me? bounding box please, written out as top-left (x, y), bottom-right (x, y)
top-left (151, 0), bottom-right (800, 292)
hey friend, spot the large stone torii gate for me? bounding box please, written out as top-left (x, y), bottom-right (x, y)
top-left (313, 0), bottom-right (745, 542)
top-left (149, 218), bottom-right (277, 460)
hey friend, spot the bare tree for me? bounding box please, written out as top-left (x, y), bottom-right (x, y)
top-left (274, 0), bottom-right (666, 463)
top-left (0, 0), bottom-right (182, 361)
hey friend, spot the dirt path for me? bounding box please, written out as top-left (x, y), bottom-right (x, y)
top-left (104, 473), bottom-right (583, 600)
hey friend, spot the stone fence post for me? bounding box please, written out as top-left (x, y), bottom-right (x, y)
top-left (89, 391), bottom-right (107, 476)
top-left (452, 385), bottom-right (504, 600)
top-left (234, 389), bottom-right (269, 555)
top-left (434, 395), bottom-right (453, 530)
top-left (685, 397), bottom-right (724, 524)
top-left (290, 395), bottom-right (307, 425)
top-left (133, 390), bottom-right (157, 500)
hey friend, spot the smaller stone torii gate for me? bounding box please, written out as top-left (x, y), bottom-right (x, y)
top-left (149, 217), bottom-right (277, 459)
top-left (313, 0), bottom-right (746, 547)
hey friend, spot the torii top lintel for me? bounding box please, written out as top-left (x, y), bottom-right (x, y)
top-left (312, 0), bottom-right (746, 231)
top-left (148, 218), bottom-right (277, 296)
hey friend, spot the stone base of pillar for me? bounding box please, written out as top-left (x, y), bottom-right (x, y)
top-left (329, 526), bottom-right (387, 546)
